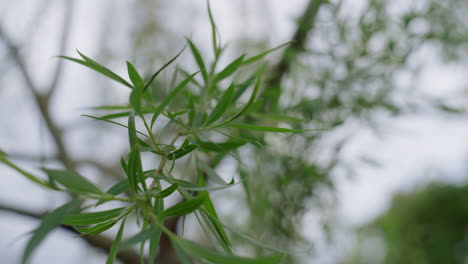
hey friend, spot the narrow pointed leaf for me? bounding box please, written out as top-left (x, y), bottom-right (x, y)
top-left (147, 183), bottom-right (179, 198)
top-left (96, 179), bottom-right (129, 206)
top-left (150, 72), bottom-right (198, 127)
top-left (175, 238), bottom-right (285, 264)
top-left (0, 158), bottom-right (52, 189)
top-left (167, 144), bottom-right (199, 160)
top-left (44, 169), bottom-right (103, 195)
top-left (227, 124), bottom-right (317, 133)
top-left (215, 54), bottom-right (245, 82)
top-left (120, 228), bottom-right (158, 249)
top-left (75, 219), bottom-right (119, 235)
top-left (82, 114), bottom-right (149, 138)
top-left (241, 42), bottom-right (291, 65)
top-left (227, 73), bottom-right (261, 122)
top-left (187, 39), bottom-right (208, 83)
top-left (161, 194), bottom-right (207, 218)
top-left (127, 62), bottom-right (145, 114)
top-left (106, 219), bottom-right (125, 264)
top-left (60, 53), bottom-right (132, 88)
top-left (207, 1), bottom-right (219, 57)
top-left (22, 200), bottom-right (80, 264)
top-left (205, 83), bottom-right (235, 125)
top-left (144, 44), bottom-right (186, 91)
top-left (197, 139), bottom-right (247, 152)
top-left (63, 207), bottom-right (126, 226)
top-left (198, 161), bottom-right (227, 185)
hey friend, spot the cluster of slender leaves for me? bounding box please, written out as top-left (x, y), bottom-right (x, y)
top-left (0, 4), bottom-right (318, 264)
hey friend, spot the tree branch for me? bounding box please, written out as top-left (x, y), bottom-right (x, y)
top-left (263, 0), bottom-right (326, 112)
top-left (0, 25), bottom-right (74, 169)
top-left (47, 0), bottom-right (74, 97)
top-left (0, 203), bottom-right (144, 264)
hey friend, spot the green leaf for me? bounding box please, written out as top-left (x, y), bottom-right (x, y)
top-left (215, 54), bottom-right (245, 82)
top-left (127, 62), bottom-right (145, 114)
top-left (75, 219), bottom-right (119, 235)
top-left (127, 112), bottom-right (145, 192)
top-left (59, 52), bottom-right (132, 88)
top-left (128, 112), bottom-right (138, 147)
top-left (205, 83), bottom-right (235, 126)
top-left (198, 160), bottom-right (228, 185)
top-left (22, 200), bottom-right (80, 264)
top-left (96, 179), bottom-right (129, 206)
top-left (172, 239), bottom-right (193, 264)
top-left (148, 224), bottom-right (163, 262)
top-left (227, 124), bottom-right (316, 133)
top-left (127, 147), bottom-right (141, 193)
top-left (63, 207), bottom-right (126, 226)
top-left (120, 228), bottom-right (158, 249)
top-left (175, 238), bottom-right (285, 264)
top-left (150, 72), bottom-right (198, 127)
top-left (44, 169), bottom-right (103, 195)
top-left (241, 42), bottom-right (291, 65)
top-left (82, 114), bottom-right (149, 138)
top-left (207, 1), bottom-right (220, 57)
top-left (0, 158), bottom-right (52, 189)
top-left (233, 74), bottom-right (256, 102)
top-left (161, 194), bottom-right (207, 218)
top-left (227, 73), bottom-right (261, 122)
top-left (144, 44), bottom-right (186, 91)
top-left (167, 144), bottom-right (199, 160)
top-left (201, 191), bottom-right (232, 253)
top-left (147, 183), bottom-right (179, 198)
top-left (197, 139), bottom-right (248, 152)
top-left (106, 219), bottom-right (125, 264)
top-left (187, 39), bottom-right (208, 83)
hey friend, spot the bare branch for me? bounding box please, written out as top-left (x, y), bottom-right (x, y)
top-left (0, 25), bottom-right (74, 169)
top-left (47, 0), bottom-right (74, 97)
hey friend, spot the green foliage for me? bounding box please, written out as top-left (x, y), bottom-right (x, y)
top-left (349, 183), bottom-right (468, 264)
top-left (0, 4), bottom-right (304, 263)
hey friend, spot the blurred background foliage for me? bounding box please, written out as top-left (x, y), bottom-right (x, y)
top-left (345, 182), bottom-right (468, 264)
top-left (1, 0), bottom-right (468, 263)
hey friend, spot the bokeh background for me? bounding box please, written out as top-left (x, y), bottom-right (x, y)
top-left (1, 0), bottom-right (467, 263)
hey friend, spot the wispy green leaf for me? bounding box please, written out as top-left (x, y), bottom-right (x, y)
top-left (167, 144), bottom-right (199, 160)
top-left (120, 228), bottom-right (158, 249)
top-left (161, 194), bottom-right (207, 218)
top-left (127, 62), bottom-right (145, 114)
top-left (147, 183), bottom-right (179, 198)
top-left (44, 169), bottom-right (103, 195)
top-left (106, 219), bottom-right (125, 264)
top-left (144, 44), bottom-right (186, 91)
top-left (0, 158), bottom-right (52, 189)
top-left (227, 124), bottom-right (317, 133)
top-left (197, 139), bottom-right (248, 152)
top-left (205, 83), bottom-right (235, 126)
top-left (241, 42), bottom-right (291, 65)
top-left (22, 200), bottom-right (80, 264)
top-left (63, 207), bottom-right (126, 226)
top-left (175, 238), bottom-right (285, 264)
top-left (227, 73), bottom-right (261, 122)
top-left (187, 39), bottom-right (208, 83)
top-left (60, 51), bottom-right (132, 88)
top-left (198, 160), bottom-right (228, 185)
top-left (150, 72), bottom-right (198, 127)
top-left (82, 114), bottom-right (149, 138)
top-left (215, 54), bottom-right (245, 82)
top-left (96, 179), bottom-right (129, 206)
top-left (207, 1), bottom-right (219, 57)
top-left (75, 219), bottom-right (119, 235)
